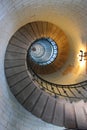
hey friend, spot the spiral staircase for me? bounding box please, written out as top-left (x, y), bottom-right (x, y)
top-left (4, 21), bottom-right (87, 130)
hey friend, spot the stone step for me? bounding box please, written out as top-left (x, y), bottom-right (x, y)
top-left (41, 96), bottom-right (56, 123)
top-left (75, 87), bottom-right (87, 99)
top-left (16, 82), bottom-right (36, 104)
top-left (19, 26), bottom-right (34, 42)
top-left (83, 102), bottom-right (87, 113)
top-left (5, 60), bottom-right (25, 68)
top-left (25, 23), bottom-right (36, 41)
top-left (30, 22), bottom-right (41, 39)
top-left (42, 22), bottom-right (47, 37)
top-left (23, 88), bottom-right (42, 112)
top-left (64, 102), bottom-right (76, 129)
top-left (83, 102), bottom-right (87, 125)
top-left (36, 21), bottom-right (44, 37)
top-left (10, 37), bottom-right (28, 49)
top-left (14, 30), bottom-right (30, 44)
top-left (32, 92), bottom-right (49, 118)
top-left (7, 71), bottom-right (29, 86)
top-left (5, 52), bottom-right (26, 60)
top-left (6, 44), bottom-right (27, 53)
top-left (11, 77), bottom-right (32, 95)
top-left (5, 66), bottom-right (26, 77)
top-left (73, 100), bottom-right (87, 129)
top-left (70, 88), bottom-right (83, 98)
top-left (52, 100), bottom-right (65, 126)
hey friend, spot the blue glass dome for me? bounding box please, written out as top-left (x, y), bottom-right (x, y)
top-left (28, 38), bottom-right (58, 65)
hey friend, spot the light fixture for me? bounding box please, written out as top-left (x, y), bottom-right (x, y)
top-left (79, 50), bottom-right (87, 61)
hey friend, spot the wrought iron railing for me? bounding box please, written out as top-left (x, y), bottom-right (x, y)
top-left (29, 67), bottom-right (87, 100)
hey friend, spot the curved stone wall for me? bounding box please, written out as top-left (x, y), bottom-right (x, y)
top-left (0, 0), bottom-right (87, 130)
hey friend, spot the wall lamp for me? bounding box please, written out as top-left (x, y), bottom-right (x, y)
top-left (79, 50), bottom-right (87, 61)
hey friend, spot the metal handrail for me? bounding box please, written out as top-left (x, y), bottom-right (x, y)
top-left (29, 67), bottom-right (87, 100)
top-left (32, 69), bottom-right (87, 87)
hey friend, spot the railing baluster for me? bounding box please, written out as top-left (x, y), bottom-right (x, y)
top-left (28, 66), bottom-right (87, 100)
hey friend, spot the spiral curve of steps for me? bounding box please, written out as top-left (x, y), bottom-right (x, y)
top-left (5, 21), bottom-right (87, 129)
